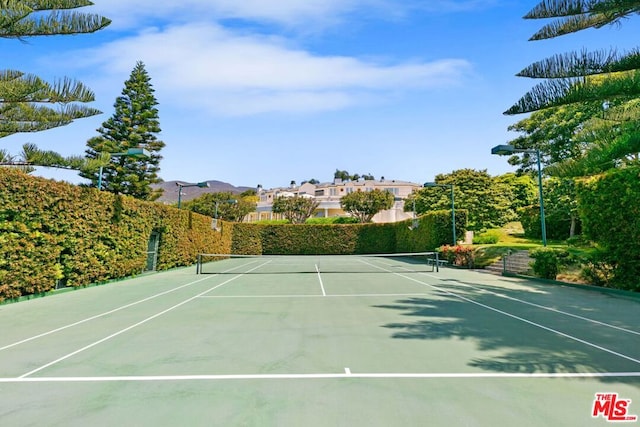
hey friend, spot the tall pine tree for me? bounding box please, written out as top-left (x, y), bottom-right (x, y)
top-left (81, 61), bottom-right (165, 200)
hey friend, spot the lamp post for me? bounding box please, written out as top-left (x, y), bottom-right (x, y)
top-left (491, 144), bottom-right (547, 246)
top-left (211, 199), bottom-right (237, 231)
top-left (97, 147), bottom-right (150, 190)
top-left (408, 198), bottom-right (419, 230)
top-left (176, 181), bottom-right (210, 209)
top-left (423, 182), bottom-right (456, 245)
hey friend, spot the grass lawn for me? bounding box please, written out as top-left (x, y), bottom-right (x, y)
top-left (468, 223), bottom-right (594, 284)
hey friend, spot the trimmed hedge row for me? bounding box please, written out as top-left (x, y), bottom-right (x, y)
top-left (0, 168), bottom-right (467, 301)
top-left (576, 168), bottom-right (640, 291)
top-left (0, 169), bottom-right (230, 302)
top-left (230, 210), bottom-right (467, 255)
top-left (395, 209), bottom-right (468, 252)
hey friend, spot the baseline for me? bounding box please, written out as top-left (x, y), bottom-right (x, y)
top-left (2, 371), bottom-right (640, 383)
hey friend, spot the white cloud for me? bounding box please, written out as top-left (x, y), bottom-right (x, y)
top-left (67, 23), bottom-right (471, 116)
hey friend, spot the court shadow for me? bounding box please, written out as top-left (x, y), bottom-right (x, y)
top-left (374, 287), bottom-right (640, 387)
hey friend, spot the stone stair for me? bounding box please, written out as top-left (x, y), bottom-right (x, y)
top-left (484, 250), bottom-right (533, 275)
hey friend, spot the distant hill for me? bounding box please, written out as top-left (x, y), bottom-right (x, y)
top-left (153, 180), bottom-right (254, 204)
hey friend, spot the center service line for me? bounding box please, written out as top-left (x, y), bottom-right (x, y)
top-left (315, 264), bottom-right (327, 296)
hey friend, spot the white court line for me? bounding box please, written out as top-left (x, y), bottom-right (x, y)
top-left (199, 293), bottom-right (428, 299)
top-left (359, 260), bottom-right (640, 366)
top-left (418, 273), bottom-right (640, 337)
top-left (18, 261), bottom-right (271, 379)
top-left (2, 371), bottom-right (640, 383)
top-left (0, 275), bottom-right (215, 352)
top-left (0, 261), bottom-right (265, 353)
top-left (315, 264), bottom-right (327, 296)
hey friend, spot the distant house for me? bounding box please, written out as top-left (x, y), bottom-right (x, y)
top-left (247, 178), bottom-right (421, 223)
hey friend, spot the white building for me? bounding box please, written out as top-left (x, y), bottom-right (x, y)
top-left (248, 178), bottom-right (422, 223)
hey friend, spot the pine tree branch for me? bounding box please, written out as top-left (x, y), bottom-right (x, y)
top-left (525, 0), bottom-right (640, 20)
top-left (525, 0), bottom-right (640, 40)
top-left (524, 0), bottom-right (593, 19)
top-left (517, 48), bottom-right (640, 78)
top-left (505, 71), bottom-right (640, 114)
top-left (0, 102), bottom-right (102, 137)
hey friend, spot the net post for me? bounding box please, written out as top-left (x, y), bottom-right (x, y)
top-left (435, 252), bottom-right (440, 272)
top-left (196, 254), bottom-right (201, 274)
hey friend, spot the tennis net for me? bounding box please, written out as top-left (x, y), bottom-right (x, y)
top-left (195, 252), bottom-right (443, 275)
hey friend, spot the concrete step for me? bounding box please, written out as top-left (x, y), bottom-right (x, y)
top-left (484, 250), bottom-right (532, 274)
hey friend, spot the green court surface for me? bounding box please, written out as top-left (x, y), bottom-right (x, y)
top-left (0, 255), bottom-right (639, 426)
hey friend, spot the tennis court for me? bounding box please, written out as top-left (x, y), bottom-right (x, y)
top-left (0, 254), bottom-right (638, 426)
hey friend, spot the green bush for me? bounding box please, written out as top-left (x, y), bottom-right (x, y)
top-left (472, 230), bottom-right (501, 244)
top-left (529, 248), bottom-right (572, 280)
top-left (439, 245), bottom-right (475, 268)
top-left (578, 250), bottom-right (616, 287)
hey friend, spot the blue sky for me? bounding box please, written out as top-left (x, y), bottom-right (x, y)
top-left (2, 1), bottom-right (639, 189)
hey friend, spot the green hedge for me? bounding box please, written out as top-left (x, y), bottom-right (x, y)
top-left (0, 169), bottom-right (230, 302)
top-left (395, 209), bottom-right (468, 253)
top-left (0, 168), bottom-right (467, 301)
top-left (230, 210), bottom-right (467, 256)
top-left (576, 168), bottom-right (640, 291)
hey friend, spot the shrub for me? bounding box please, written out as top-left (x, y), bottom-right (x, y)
top-left (529, 248), bottom-right (572, 280)
top-left (472, 230), bottom-right (501, 244)
top-left (579, 250), bottom-right (615, 287)
top-left (439, 245), bottom-right (475, 268)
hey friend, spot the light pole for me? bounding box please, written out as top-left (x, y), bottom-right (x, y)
top-left (424, 182), bottom-right (456, 245)
top-left (211, 199), bottom-right (237, 231)
top-left (176, 181), bottom-right (209, 209)
top-left (97, 148), bottom-right (150, 190)
top-left (491, 144), bottom-right (547, 246)
top-left (408, 198), bottom-right (419, 230)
